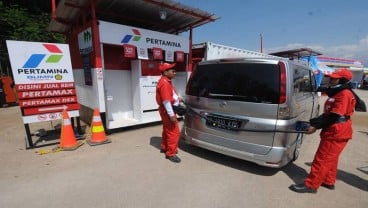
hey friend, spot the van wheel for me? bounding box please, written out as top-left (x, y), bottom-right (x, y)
top-left (293, 134), bottom-right (303, 161)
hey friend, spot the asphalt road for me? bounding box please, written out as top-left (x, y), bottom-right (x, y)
top-left (0, 90), bottom-right (367, 208)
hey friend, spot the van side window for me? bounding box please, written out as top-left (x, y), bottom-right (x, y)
top-left (293, 67), bottom-right (312, 94)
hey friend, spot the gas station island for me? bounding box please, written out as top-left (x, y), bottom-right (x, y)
top-left (48, 0), bottom-right (218, 130)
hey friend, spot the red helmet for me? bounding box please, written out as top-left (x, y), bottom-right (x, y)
top-left (326, 68), bottom-right (353, 80)
top-left (158, 63), bottom-right (176, 72)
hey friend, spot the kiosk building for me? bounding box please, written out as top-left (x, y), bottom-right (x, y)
top-left (48, 0), bottom-right (218, 130)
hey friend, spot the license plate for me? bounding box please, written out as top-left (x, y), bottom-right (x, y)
top-left (205, 115), bottom-right (242, 130)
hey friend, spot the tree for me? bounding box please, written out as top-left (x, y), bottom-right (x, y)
top-left (0, 0), bottom-right (65, 76)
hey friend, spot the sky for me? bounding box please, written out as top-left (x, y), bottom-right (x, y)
top-left (178, 0), bottom-right (368, 65)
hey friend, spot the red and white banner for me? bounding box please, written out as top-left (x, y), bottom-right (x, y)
top-left (23, 103), bottom-right (80, 115)
top-left (19, 96), bottom-right (78, 107)
top-left (16, 82), bottom-right (74, 91)
top-left (175, 51), bottom-right (185, 62)
top-left (18, 89), bottom-right (77, 99)
top-left (153, 47), bottom-right (163, 60)
top-left (123, 44), bottom-right (136, 58)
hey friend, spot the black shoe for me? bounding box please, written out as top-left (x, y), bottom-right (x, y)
top-left (165, 155), bottom-right (181, 163)
top-left (321, 183), bottom-right (335, 190)
top-left (161, 149), bottom-right (178, 154)
top-left (289, 184), bottom-right (317, 193)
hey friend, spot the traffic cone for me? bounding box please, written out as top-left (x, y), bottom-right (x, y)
top-left (58, 110), bottom-right (83, 150)
top-left (87, 108), bottom-right (111, 146)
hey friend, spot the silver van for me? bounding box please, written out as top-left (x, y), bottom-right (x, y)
top-left (182, 58), bottom-right (319, 168)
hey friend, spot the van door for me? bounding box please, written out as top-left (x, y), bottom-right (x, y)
top-left (185, 61), bottom-right (281, 154)
top-left (292, 66), bottom-right (318, 120)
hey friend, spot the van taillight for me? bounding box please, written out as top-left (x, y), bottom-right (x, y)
top-left (278, 61), bottom-right (286, 103)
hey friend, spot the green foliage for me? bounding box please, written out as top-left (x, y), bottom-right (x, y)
top-left (0, 1), bottom-right (65, 76)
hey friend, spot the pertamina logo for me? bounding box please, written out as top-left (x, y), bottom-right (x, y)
top-left (121, 29), bottom-right (141, 43)
top-left (20, 44), bottom-right (66, 81)
top-left (83, 30), bottom-right (92, 43)
top-left (23, 44), bottom-right (63, 68)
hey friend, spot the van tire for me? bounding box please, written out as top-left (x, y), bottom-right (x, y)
top-left (292, 133), bottom-right (303, 161)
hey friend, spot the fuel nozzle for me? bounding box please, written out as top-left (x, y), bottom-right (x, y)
top-left (295, 121), bottom-right (311, 132)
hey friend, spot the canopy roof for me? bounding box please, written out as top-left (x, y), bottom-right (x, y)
top-left (269, 48), bottom-right (322, 59)
top-left (49, 0), bottom-right (219, 34)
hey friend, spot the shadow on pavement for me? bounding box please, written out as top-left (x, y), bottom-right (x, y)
top-left (338, 169), bottom-right (368, 191)
top-left (357, 166), bottom-right (368, 175)
top-left (303, 162), bottom-right (368, 192)
top-left (28, 126), bottom-right (86, 149)
top-left (281, 162), bottom-right (309, 184)
top-left (149, 136), bottom-right (162, 151)
top-left (178, 140), bottom-right (279, 176)
top-left (151, 136), bottom-right (368, 191)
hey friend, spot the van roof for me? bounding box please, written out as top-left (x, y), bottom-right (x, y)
top-left (199, 57), bottom-right (283, 65)
top-left (198, 57), bottom-right (310, 67)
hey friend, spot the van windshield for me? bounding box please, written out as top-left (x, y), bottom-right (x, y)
top-left (187, 63), bottom-right (280, 104)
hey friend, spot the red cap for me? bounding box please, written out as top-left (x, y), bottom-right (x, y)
top-left (159, 63), bottom-right (176, 72)
top-left (326, 68), bottom-right (352, 80)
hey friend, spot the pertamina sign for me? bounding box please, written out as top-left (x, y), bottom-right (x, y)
top-left (6, 40), bottom-right (80, 124)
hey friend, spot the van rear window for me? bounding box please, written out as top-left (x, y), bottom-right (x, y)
top-left (187, 63), bottom-right (280, 104)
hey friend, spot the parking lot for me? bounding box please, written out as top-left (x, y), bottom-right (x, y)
top-left (0, 90), bottom-right (367, 208)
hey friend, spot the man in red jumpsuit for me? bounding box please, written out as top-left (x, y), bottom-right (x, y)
top-left (290, 68), bottom-right (356, 193)
top-left (156, 63), bottom-right (181, 163)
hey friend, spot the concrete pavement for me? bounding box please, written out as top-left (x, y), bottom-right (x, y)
top-left (0, 90), bottom-right (367, 208)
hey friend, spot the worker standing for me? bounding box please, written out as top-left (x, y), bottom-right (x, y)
top-left (156, 63), bottom-right (181, 163)
top-left (289, 68), bottom-right (356, 193)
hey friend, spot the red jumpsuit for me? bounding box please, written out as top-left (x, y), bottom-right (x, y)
top-left (304, 89), bottom-right (356, 189)
top-left (156, 76), bottom-right (180, 157)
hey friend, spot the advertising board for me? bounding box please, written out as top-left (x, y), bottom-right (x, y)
top-left (6, 40), bottom-right (80, 124)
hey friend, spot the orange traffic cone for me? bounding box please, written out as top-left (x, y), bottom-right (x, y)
top-left (87, 108), bottom-right (111, 146)
top-left (58, 110), bottom-right (83, 150)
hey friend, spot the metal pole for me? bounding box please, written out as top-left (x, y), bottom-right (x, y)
top-left (260, 33), bottom-right (263, 53)
top-left (24, 124), bottom-right (33, 149)
top-left (188, 26), bottom-right (193, 72)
